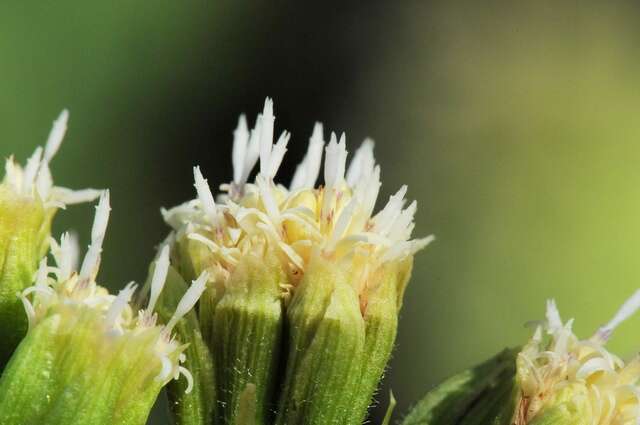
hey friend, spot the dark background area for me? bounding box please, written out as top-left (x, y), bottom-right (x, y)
top-left (3, 1), bottom-right (640, 423)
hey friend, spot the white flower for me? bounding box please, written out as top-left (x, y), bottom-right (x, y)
top-left (517, 293), bottom-right (640, 425)
top-left (2, 110), bottom-right (101, 208)
top-left (20, 192), bottom-right (205, 393)
top-left (163, 98), bottom-right (433, 294)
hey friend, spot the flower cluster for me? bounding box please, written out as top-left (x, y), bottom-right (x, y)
top-left (18, 192), bottom-right (207, 391)
top-left (516, 296), bottom-right (640, 424)
top-left (0, 112), bottom-right (206, 425)
top-left (163, 98), bottom-right (433, 302)
top-left (160, 98), bottom-right (433, 425)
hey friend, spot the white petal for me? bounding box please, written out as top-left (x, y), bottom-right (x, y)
top-left (268, 131), bottom-right (289, 179)
top-left (372, 185), bottom-right (407, 235)
top-left (323, 132), bottom-right (347, 189)
top-left (179, 366), bottom-right (194, 394)
top-left (79, 191), bottom-right (110, 280)
top-left (290, 123), bottom-right (324, 190)
top-left (43, 109), bottom-right (69, 163)
top-left (546, 299), bottom-right (563, 330)
top-left (346, 138), bottom-right (375, 187)
top-left (232, 114), bottom-right (250, 184)
top-left (22, 147), bottom-right (43, 195)
top-left (193, 166), bottom-right (218, 222)
top-left (576, 357), bottom-right (612, 379)
top-left (105, 282), bottom-right (137, 328)
top-left (597, 289), bottom-right (640, 340)
top-left (147, 245), bottom-right (170, 314)
top-left (165, 271), bottom-right (209, 333)
top-left (50, 187), bottom-right (102, 205)
top-left (259, 98), bottom-right (275, 177)
top-left (35, 161), bottom-right (53, 200)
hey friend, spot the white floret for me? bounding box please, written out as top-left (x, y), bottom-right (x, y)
top-left (79, 190), bottom-right (110, 281)
top-left (164, 271), bottom-right (209, 333)
top-left (147, 244), bottom-right (171, 314)
top-left (290, 123), bottom-right (325, 190)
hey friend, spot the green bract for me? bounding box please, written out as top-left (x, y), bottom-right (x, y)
top-left (401, 349), bottom-right (517, 425)
top-left (0, 186), bottom-right (53, 365)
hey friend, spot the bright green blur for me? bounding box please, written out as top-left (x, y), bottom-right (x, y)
top-left (2, 1), bottom-right (640, 423)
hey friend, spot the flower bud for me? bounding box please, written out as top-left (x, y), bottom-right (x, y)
top-left (0, 110), bottom-right (100, 364)
top-left (0, 193), bottom-right (203, 425)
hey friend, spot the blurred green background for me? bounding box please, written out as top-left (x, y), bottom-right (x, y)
top-left (3, 1), bottom-right (640, 423)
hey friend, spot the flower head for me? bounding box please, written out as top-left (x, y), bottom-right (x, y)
top-left (163, 98), bottom-right (432, 425)
top-left (163, 98), bottom-right (432, 303)
top-left (0, 110), bottom-right (101, 364)
top-left (516, 293), bottom-right (640, 424)
top-left (17, 191), bottom-right (207, 395)
top-left (2, 109), bottom-right (101, 209)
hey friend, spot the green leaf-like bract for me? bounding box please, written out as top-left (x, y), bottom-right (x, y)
top-left (0, 187), bottom-right (54, 367)
top-left (0, 304), bottom-right (165, 425)
top-left (402, 348), bottom-right (518, 425)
